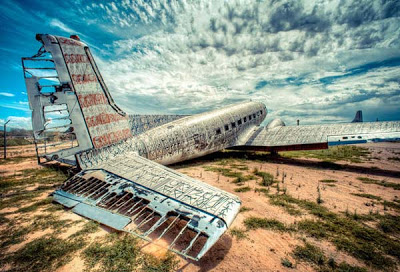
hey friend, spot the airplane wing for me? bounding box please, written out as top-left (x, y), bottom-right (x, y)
top-left (53, 147), bottom-right (240, 260)
top-left (234, 121), bottom-right (400, 152)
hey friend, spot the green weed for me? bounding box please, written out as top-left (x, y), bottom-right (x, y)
top-left (293, 242), bottom-right (367, 272)
top-left (254, 187), bottom-right (269, 194)
top-left (378, 215), bottom-right (400, 234)
top-left (17, 198), bottom-right (53, 213)
top-left (234, 186), bottom-right (251, 193)
top-left (8, 235), bottom-right (85, 272)
top-left (142, 252), bottom-right (179, 272)
top-left (319, 179), bottom-right (338, 183)
top-left (83, 233), bottom-right (141, 272)
top-left (253, 169), bottom-right (275, 186)
top-left (357, 177), bottom-right (400, 190)
top-left (230, 227), bottom-right (248, 240)
top-left (70, 221), bottom-right (99, 238)
top-left (281, 146), bottom-right (370, 163)
top-left (351, 193), bottom-right (382, 201)
top-left (293, 242), bottom-right (325, 266)
top-left (82, 233), bottom-right (179, 272)
top-left (383, 200), bottom-right (400, 211)
top-left (31, 214), bottom-right (75, 231)
top-left (230, 163), bottom-right (249, 171)
top-left (239, 206), bottom-right (253, 213)
top-left (244, 217), bottom-right (289, 232)
top-left (268, 194), bottom-right (302, 216)
top-left (281, 258), bottom-right (294, 268)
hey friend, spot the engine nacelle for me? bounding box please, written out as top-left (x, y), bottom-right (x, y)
top-left (266, 118), bottom-right (286, 130)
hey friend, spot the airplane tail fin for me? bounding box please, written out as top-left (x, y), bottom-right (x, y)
top-left (352, 110), bottom-right (363, 123)
top-left (22, 34), bottom-right (132, 164)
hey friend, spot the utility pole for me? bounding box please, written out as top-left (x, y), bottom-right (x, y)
top-left (3, 120), bottom-right (10, 159)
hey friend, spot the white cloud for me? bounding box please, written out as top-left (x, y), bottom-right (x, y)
top-left (81, 0), bottom-right (400, 123)
top-left (0, 116), bottom-right (32, 129)
top-left (49, 18), bottom-right (76, 33)
top-left (0, 100), bottom-right (30, 112)
top-left (0, 92), bottom-right (15, 97)
top-left (110, 2), bottom-right (118, 12)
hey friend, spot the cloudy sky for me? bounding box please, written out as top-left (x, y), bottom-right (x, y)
top-left (1, 0), bottom-right (399, 129)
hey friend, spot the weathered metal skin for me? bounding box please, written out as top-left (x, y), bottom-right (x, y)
top-left (129, 114), bottom-right (188, 135)
top-left (133, 101), bottom-right (267, 165)
top-left (23, 34), bottom-right (400, 260)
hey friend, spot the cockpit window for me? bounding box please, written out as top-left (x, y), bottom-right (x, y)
top-left (238, 119), bottom-right (242, 125)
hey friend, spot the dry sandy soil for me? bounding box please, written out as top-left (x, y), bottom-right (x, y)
top-left (1, 143), bottom-right (399, 272)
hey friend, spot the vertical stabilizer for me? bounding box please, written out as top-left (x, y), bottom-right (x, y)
top-left (23, 34), bottom-right (132, 163)
top-left (352, 110), bottom-right (363, 123)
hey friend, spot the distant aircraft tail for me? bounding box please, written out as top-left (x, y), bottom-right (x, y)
top-left (22, 34), bottom-right (132, 163)
top-left (352, 110), bottom-right (363, 123)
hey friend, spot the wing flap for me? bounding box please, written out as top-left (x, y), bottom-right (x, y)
top-left (72, 202), bottom-right (131, 230)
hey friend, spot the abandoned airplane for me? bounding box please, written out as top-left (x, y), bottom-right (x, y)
top-left (22, 34), bottom-right (400, 260)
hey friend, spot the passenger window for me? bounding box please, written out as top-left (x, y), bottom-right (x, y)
top-left (253, 113), bottom-right (256, 118)
top-left (216, 128), bottom-right (221, 135)
top-left (238, 119), bottom-right (242, 125)
top-left (357, 136), bottom-right (362, 139)
top-left (342, 136), bottom-right (348, 140)
top-left (249, 115), bottom-right (252, 120)
top-left (225, 124), bottom-right (229, 131)
top-left (244, 117), bottom-right (247, 122)
top-left (231, 122), bottom-right (236, 128)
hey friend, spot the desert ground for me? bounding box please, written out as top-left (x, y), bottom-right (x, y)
top-left (0, 143), bottom-right (399, 272)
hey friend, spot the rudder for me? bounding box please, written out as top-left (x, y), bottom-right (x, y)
top-left (23, 34), bottom-right (132, 164)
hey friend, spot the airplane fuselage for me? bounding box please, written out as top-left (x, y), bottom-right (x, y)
top-left (131, 101), bottom-right (267, 165)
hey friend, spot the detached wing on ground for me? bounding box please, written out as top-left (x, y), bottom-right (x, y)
top-left (235, 121), bottom-right (400, 152)
top-left (53, 148), bottom-right (240, 260)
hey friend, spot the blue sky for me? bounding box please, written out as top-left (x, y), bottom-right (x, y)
top-left (0, 0), bottom-right (399, 129)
